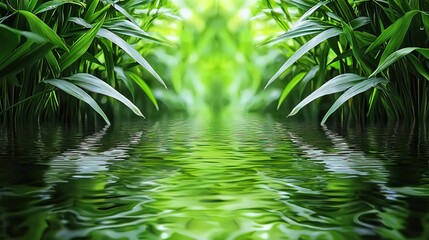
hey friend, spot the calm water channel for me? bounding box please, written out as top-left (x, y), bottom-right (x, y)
top-left (1, 115), bottom-right (429, 240)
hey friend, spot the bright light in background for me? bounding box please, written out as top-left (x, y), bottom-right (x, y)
top-left (179, 8), bottom-right (193, 20)
top-left (152, 0), bottom-right (282, 115)
top-left (238, 8), bottom-right (251, 19)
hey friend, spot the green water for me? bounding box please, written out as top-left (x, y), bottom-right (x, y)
top-left (1, 115), bottom-right (429, 240)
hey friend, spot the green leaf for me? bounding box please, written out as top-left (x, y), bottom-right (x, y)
top-left (0, 25), bottom-right (20, 62)
top-left (321, 77), bottom-right (388, 124)
top-left (0, 24), bottom-right (45, 44)
top-left (103, 19), bottom-right (164, 43)
top-left (112, 3), bottom-right (139, 26)
top-left (342, 23), bottom-right (373, 75)
top-left (97, 28), bottom-right (167, 88)
top-left (370, 47), bottom-right (429, 77)
top-left (259, 20), bottom-right (331, 46)
top-left (19, 10), bottom-right (69, 51)
top-left (98, 38), bottom-right (115, 84)
top-left (84, 0), bottom-right (100, 20)
top-left (87, 4), bottom-right (110, 23)
top-left (408, 54), bottom-right (429, 81)
top-left (34, 0), bottom-right (85, 14)
top-left (296, 1), bottom-right (329, 24)
top-left (366, 10), bottom-right (419, 57)
top-left (350, 17), bottom-right (370, 30)
top-left (44, 78), bottom-right (110, 124)
top-left (65, 73), bottom-right (145, 118)
top-left (422, 13), bottom-right (429, 38)
top-left (69, 17), bottom-right (93, 28)
top-left (127, 72), bottom-right (159, 110)
top-left (0, 42), bottom-right (53, 79)
top-left (0, 41), bottom-right (32, 70)
top-left (265, 28), bottom-right (342, 88)
top-left (288, 74), bottom-right (365, 117)
top-left (60, 19), bottom-right (104, 70)
top-left (45, 51), bottom-right (61, 78)
top-left (114, 66), bottom-right (135, 98)
top-left (277, 72), bottom-right (306, 109)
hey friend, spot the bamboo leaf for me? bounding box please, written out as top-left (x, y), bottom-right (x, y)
top-left (0, 42), bottom-right (53, 79)
top-left (114, 66), bottom-right (135, 98)
top-left (0, 24), bottom-right (45, 43)
top-left (370, 47), bottom-right (429, 77)
top-left (84, 0), bottom-right (100, 20)
top-left (97, 28), bottom-right (167, 88)
top-left (112, 3), bottom-right (139, 26)
top-left (288, 74), bottom-right (365, 117)
top-left (19, 10), bottom-right (69, 51)
top-left (45, 51), bottom-right (61, 78)
top-left (34, 0), bottom-right (85, 14)
top-left (127, 72), bottom-right (159, 110)
top-left (103, 19), bottom-right (164, 43)
top-left (296, 1), bottom-right (329, 24)
top-left (366, 10), bottom-right (419, 55)
top-left (44, 78), bottom-right (110, 124)
top-left (60, 19), bottom-right (104, 70)
top-left (277, 72), bottom-right (306, 109)
top-left (321, 78), bottom-right (388, 124)
top-left (259, 20), bottom-right (331, 46)
top-left (350, 17), bottom-right (370, 30)
top-left (408, 54), bottom-right (429, 81)
top-left (65, 73), bottom-right (145, 118)
top-left (265, 28), bottom-right (342, 88)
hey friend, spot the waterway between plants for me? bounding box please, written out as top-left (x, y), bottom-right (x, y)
top-left (1, 115), bottom-right (429, 239)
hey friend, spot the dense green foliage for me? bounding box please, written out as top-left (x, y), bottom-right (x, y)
top-left (0, 0), bottom-right (167, 124)
top-left (2, 0), bottom-right (429, 124)
top-left (262, 0), bottom-right (429, 124)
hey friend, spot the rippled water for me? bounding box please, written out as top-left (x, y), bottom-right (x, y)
top-left (1, 115), bottom-right (429, 239)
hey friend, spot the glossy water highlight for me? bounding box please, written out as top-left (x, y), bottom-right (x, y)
top-left (1, 116), bottom-right (429, 239)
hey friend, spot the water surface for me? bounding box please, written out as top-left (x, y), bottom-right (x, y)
top-left (1, 115), bottom-right (429, 239)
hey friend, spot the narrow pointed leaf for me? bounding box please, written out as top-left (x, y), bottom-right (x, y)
top-left (277, 72), bottom-right (306, 109)
top-left (366, 10), bottom-right (419, 54)
top-left (65, 73), bottom-right (145, 118)
top-left (0, 42), bottom-right (53, 79)
top-left (408, 54), bottom-right (429, 81)
top-left (370, 47), bottom-right (429, 77)
top-left (60, 20), bottom-right (104, 70)
top-left (112, 3), bottom-right (139, 26)
top-left (44, 78), bottom-right (110, 124)
top-left (127, 72), bottom-right (159, 110)
top-left (114, 66), bottom-right (135, 98)
top-left (265, 28), bottom-right (342, 88)
top-left (45, 51), bottom-right (61, 77)
top-left (296, 1), bottom-right (329, 24)
top-left (19, 10), bottom-right (68, 51)
top-left (97, 28), bottom-right (167, 88)
top-left (103, 19), bottom-right (164, 43)
top-left (259, 20), bottom-right (330, 46)
top-left (0, 24), bottom-right (45, 43)
top-left (288, 74), bottom-right (365, 117)
top-left (321, 78), bottom-right (388, 124)
top-left (34, 0), bottom-right (85, 14)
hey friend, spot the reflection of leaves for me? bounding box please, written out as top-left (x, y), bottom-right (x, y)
top-left (379, 210), bottom-right (405, 230)
top-left (390, 186), bottom-right (429, 197)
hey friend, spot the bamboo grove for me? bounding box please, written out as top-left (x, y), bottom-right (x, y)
top-left (0, 0), bottom-right (169, 124)
top-left (261, 0), bottom-right (429, 124)
top-left (1, 0), bottom-right (429, 125)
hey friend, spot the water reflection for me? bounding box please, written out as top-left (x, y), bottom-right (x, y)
top-left (0, 116), bottom-right (429, 239)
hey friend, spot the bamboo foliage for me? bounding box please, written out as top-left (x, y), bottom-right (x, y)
top-left (0, 0), bottom-right (167, 123)
top-left (262, 0), bottom-right (429, 124)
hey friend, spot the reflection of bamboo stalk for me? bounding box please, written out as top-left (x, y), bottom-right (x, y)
top-left (288, 125), bottom-right (388, 180)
